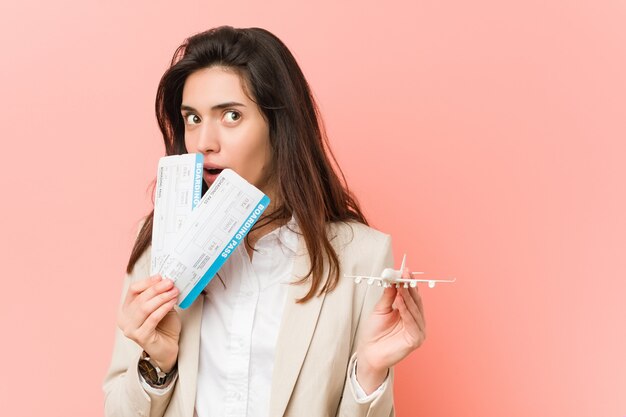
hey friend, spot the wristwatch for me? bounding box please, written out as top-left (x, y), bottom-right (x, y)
top-left (138, 351), bottom-right (177, 387)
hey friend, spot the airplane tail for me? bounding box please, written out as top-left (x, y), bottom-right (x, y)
top-left (399, 253), bottom-right (407, 275)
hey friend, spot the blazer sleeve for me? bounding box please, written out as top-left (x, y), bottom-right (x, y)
top-left (102, 248), bottom-right (176, 417)
top-left (336, 234), bottom-right (396, 417)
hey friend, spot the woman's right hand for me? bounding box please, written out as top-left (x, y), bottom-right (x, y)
top-left (117, 275), bottom-right (181, 372)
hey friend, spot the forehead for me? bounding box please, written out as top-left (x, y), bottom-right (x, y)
top-left (182, 66), bottom-right (252, 106)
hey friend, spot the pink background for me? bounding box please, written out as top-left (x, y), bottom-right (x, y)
top-left (1, 1), bottom-right (624, 416)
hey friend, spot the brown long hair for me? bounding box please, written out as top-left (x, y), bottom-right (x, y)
top-left (127, 26), bottom-right (367, 302)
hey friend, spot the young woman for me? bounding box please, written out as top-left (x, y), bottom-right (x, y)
top-left (103, 26), bottom-right (426, 417)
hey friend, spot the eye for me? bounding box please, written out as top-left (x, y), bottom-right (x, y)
top-left (184, 114), bottom-right (201, 125)
top-left (223, 110), bottom-right (241, 124)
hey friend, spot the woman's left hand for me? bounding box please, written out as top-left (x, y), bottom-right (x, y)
top-left (355, 266), bottom-right (426, 394)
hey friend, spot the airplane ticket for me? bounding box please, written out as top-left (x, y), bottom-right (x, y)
top-left (157, 168), bottom-right (270, 309)
top-left (151, 153), bottom-right (204, 275)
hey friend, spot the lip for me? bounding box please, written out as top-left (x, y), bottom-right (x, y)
top-left (203, 162), bottom-right (225, 171)
top-left (203, 163), bottom-right (226, 184)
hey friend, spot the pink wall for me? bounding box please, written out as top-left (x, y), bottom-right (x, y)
top-left (1, 1), bottom-right (624, 416)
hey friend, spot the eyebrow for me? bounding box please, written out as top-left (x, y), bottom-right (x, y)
top-left (181, 102), bottom-right (246, 112)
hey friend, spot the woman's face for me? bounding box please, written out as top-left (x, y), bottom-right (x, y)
top-left (182, 66), bottom-right (273, 193)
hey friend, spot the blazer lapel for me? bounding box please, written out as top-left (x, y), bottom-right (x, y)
top-left (269, 237), bottom-right (328, 417)
top-left (178, 295), bottom-right (204, 417)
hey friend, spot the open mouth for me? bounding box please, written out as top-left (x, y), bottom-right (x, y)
top-left (205, 168), bottom-right (224, 175)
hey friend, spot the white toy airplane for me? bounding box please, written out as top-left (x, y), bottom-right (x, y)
top-left (345, 254), bottom-right (456, 289)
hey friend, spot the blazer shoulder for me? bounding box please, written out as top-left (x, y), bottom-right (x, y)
top-left (328, 221), bottom-right (391, 251)
top-left (328, 222), bottom-right (391, 256)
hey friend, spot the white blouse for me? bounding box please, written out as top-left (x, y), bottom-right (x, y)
top-left (194, 220), bottom-right (298, 417)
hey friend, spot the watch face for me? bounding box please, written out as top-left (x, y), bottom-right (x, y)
top-left (138, 359), bottom-right (162, 385)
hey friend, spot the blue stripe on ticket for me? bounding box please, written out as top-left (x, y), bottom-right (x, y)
top-left (178, 194), bottom-right (271, 309)
top-left (192, 153), bottom-right (203, 209)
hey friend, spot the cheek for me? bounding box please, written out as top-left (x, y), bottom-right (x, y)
top-left (240, 145), bottom-right (266, 180)
top-left (256, 133), bottom-right (272, 172)
top-left (243, 134), bottom-right (271, 183)
top-left (183, 134), bottom-right (194, 152)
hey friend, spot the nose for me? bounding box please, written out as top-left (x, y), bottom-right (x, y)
top-left (195, 121), bottom-right (220, 154)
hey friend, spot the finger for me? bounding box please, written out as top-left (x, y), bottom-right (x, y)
top-left (413, 288), bottom-right (425, 320)
top-left (135, 278), bottom-right (175, 305)
top-left (402, 266), bottom-right (425, 319)
top-left (136, 285), bottom-right (179, 324)
top-left (405, 284), bottom-right (425, 320)
top-left (136, 298), bottom-right (178, 340)
top-left (398, 288), bottom-right (426, 331)
top-left (374, 287), bottom-right (397, 313)
top-left (124, 275), bottom-right (162, 306)
top-left (395, 294), bottom-right (425, 348)
top-left (397, 288), bottom-right (425, 331)
top-left (127, 279), bottom-right (176, 330)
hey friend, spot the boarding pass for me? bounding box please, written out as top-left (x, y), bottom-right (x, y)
top-left (152, 159), bottom-right (269, 309)
top-left (151, 154), bottom-right (204, 275)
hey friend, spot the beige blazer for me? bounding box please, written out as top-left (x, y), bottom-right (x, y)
top-left (103, 222), bottom-right (395, 417)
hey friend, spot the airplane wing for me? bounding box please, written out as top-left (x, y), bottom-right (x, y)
top-left (391, 277), bottom-right (456, 288)
top-left (344, 274), bottom-right (456, 288)
top-left (343, 275), bottom-right (387, 285)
